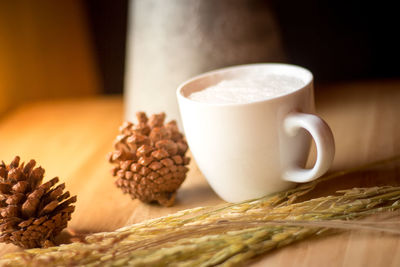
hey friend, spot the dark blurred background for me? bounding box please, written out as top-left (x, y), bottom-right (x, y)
top-left (271, 1), bottom-right (399, 82)
top-left (0, 0), bottom-right (398, 115)
top-left (84, 0), bottom-right (128, 95)
top-left (84, 0), bottom-right (399, 94)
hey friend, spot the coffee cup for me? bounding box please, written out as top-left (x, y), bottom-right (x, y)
top-left (177, 63), bottom-right (335, 202)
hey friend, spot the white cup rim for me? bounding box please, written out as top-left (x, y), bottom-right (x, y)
top-left (177, 63), bottom-right (314, 107)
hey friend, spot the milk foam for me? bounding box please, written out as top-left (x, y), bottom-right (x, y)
top-left (188, 74), bottom-right (305, 104)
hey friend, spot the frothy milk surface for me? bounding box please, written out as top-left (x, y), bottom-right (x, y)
top-left (188, 74), bottom-right (305, 104)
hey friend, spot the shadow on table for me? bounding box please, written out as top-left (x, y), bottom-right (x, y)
top-left (177, 183), bottom-right (222, 207)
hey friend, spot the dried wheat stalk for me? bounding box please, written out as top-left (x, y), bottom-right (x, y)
top-left (1, 156), bottom-right (400, 266)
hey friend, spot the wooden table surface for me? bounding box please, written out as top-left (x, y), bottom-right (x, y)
top-left (0, 80), bottom-right (400, 266)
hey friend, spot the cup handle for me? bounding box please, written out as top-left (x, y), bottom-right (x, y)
top-left (283, 111), bottom-right (335, 183)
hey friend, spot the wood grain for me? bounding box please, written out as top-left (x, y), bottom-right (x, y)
top-left (0, 80), bottom-right (400, 266)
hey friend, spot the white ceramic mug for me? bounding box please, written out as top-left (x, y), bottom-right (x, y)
top-left (177, 63), bottom-right (335, 202)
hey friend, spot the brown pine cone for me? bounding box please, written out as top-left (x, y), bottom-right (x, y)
top-left (0, 156), bottom-right (76, 249)
top-left (108, 112), bottom-right (190, 206)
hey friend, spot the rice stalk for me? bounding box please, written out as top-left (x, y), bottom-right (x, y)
top-left (1, 156), bottom-right (400, 266)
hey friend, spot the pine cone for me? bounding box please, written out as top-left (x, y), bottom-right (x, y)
top-left (0, 156), bottom-right (76, 249)
top-left (108, 112), bottom-right (190, 206)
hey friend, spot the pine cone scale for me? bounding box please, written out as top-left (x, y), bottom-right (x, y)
top-left (57, 191), bottom-right (70, 202)
top-left (18, 218), bottom-right (34, 228)
top-left (46, 184), bottom-right (65, 201)
top-left (23, 160), bottom-right (36, 174)
top-left (12, 181), bottom-right (29, 193)
top-left (40, 200), bottom-right (59, 216)
top-left (0, 183), bottom-right (11, 194)
top-left (21, 197), bottom-right (40, 218)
